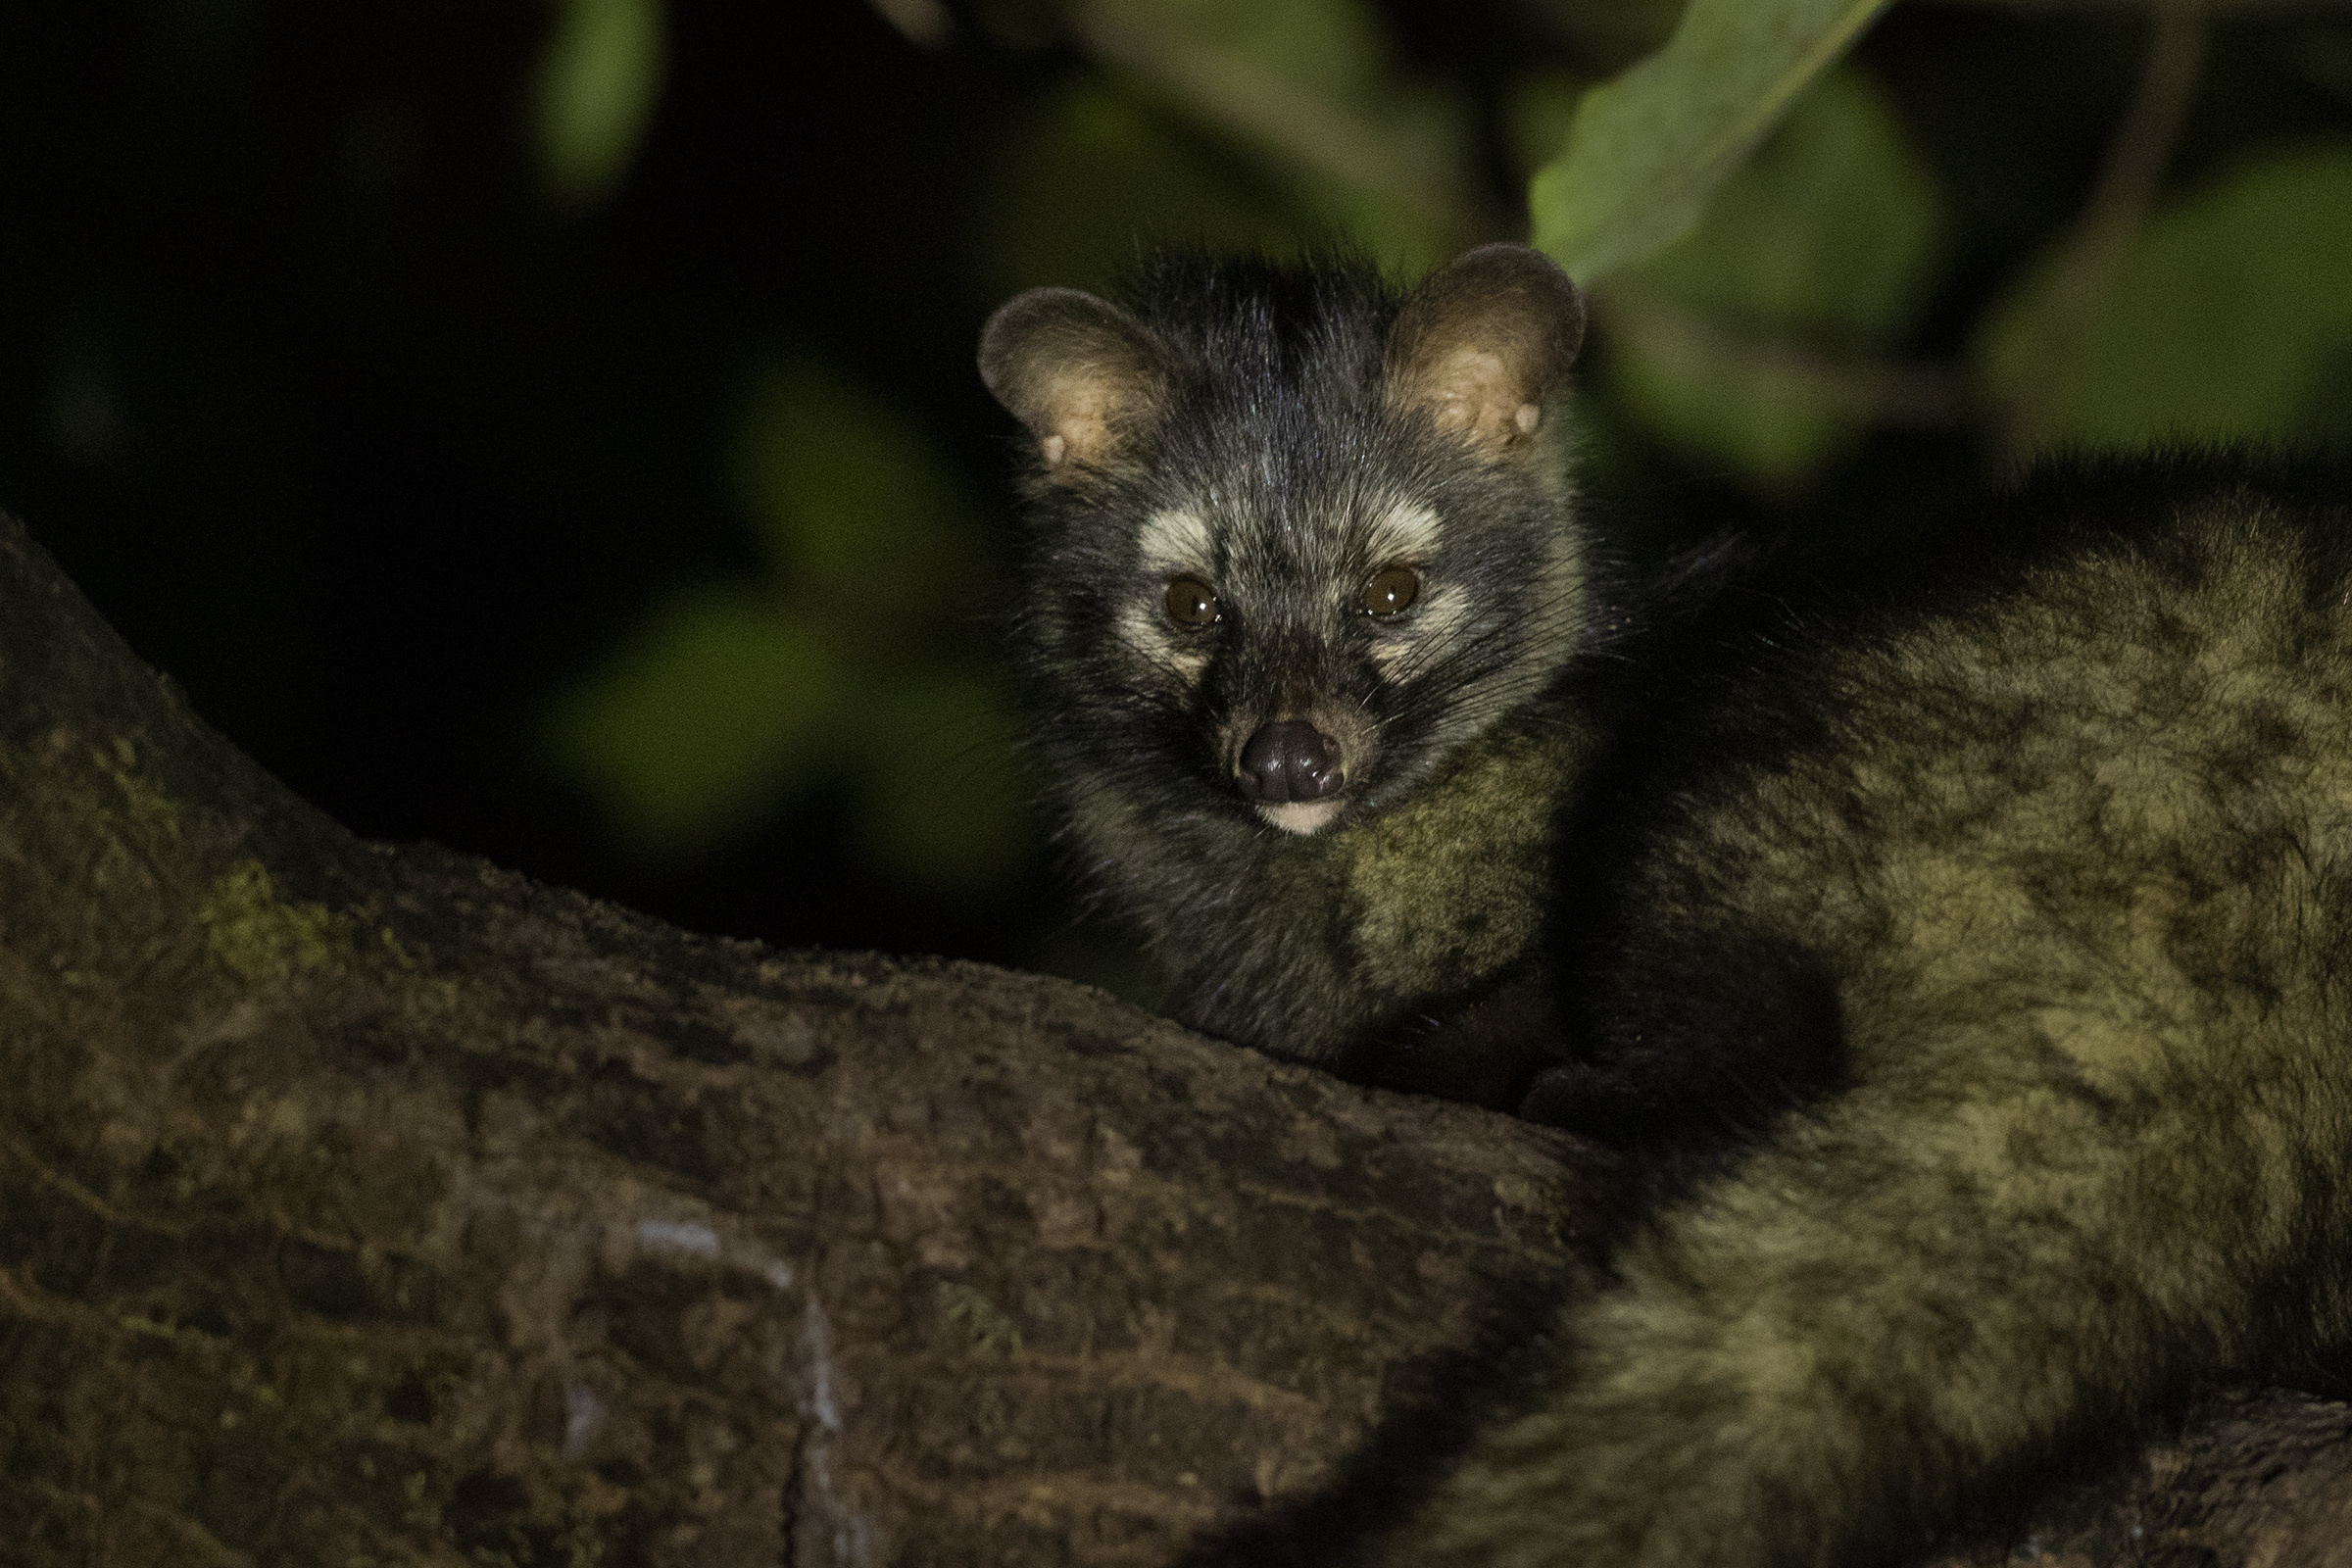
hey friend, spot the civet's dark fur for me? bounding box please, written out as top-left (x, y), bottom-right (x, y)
top-left (980, 244), bottom-right (2352, 1566)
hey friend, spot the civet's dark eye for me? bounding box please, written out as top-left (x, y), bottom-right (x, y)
top-left (1164, 577), bottom-right (1220, 627)
top-left (1362, 566), bottom-right (1421, 618)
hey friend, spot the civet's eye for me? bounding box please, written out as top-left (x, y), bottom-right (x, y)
top-left (1164, 577), bottom-right (1221, 627)
top-left (1362, 566), bottom-right (1421, 618)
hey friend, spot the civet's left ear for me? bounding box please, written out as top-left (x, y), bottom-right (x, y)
top-left (1386, 244), bottom-right (1585, 460)
top-left (977, 287), bottom-right (1173, 482)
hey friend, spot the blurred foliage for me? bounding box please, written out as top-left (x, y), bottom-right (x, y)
top-left (1977, 147), bottom-right (2352, 450)
top-left (970, 0), bottom-right (1475, 294)
top-left (1529, 0), bottom-right (1895, 282)
top-left (540, 349), bottom-right (1035, 902)
top-left (35, 0), bottom-right (2345, 973)
top-left (550, 0), bottom-right (1922, 883)
top-left (1514, 0), bottom-right (1687, 71)
top-left (1616, 65), bottom-right (1939, 343)
top-left (533, 0), bottom-right (2352, 949)
top-left (1599, 62), bottom-right (1944, 489)
top-left (533, 0), bottom-right (668, 209)
top-left (972, 76), bottom-right (1311, 301)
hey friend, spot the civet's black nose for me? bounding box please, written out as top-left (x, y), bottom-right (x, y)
top-left (1237, 720), bottom-right (1341, 802)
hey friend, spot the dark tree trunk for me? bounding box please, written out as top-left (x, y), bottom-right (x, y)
top-left (0, 510), bottom-right (2343, 1567)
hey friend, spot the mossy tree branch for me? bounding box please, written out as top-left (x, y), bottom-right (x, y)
top-left (0, 510), bottom-right (2345, 1566)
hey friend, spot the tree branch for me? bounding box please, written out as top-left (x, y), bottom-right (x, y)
top-left (0, 512), bottom-right (1600, 1564)
top-left (2, 505), bottom-right (2351, 1565)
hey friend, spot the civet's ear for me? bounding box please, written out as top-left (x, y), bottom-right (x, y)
top-left (978, 288), bottom-right (1172, 480)
top-left (1386, 244), bottom-right (1585, 459)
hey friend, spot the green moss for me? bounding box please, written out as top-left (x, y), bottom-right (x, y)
top-left (93, 736), bottom-right (182, 845)
top-left (199, 859), bottom-right (356, 984)
top-left (400, 1469), bottom-right (441, 1532)
top-left (69, 734), bottom-right (184, 874)
top-left (938, 1282), bottom-right (1023, 1359)
top-left (377, 927), bottom-right (423, 970)
top-left (119, 1312), bottom-right (181, 1341)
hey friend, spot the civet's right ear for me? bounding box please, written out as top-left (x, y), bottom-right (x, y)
top-left (1386, 244), bottom-right (1585, 461)
top-left (978, 288), bottom-right (1171, 481)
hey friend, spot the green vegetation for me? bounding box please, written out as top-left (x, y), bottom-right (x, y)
top-left (1531, 0), bottom-right (1895, 281)
top-left (538, 349), bottom-right (1036, 896)
top-left (518, 0), bottom-right (2352, 959)
top-left (534, 0), bottom-right (668, 210)
top-left (199, 859), bottom-right (357, 985)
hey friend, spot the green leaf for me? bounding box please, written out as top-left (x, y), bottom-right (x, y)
top-left (1599, 63), bottom-right (1941, 491)
top-left (1606, 338), bottom-right (1846, 494)
top-left (1093, 0), bottom-right (1476, 261)
top-left (533, 0), bottom-right (667, 211)
top-left (1619, 66), bottom-right (1938, 343)
top-left (979, 0), bottom-right (1470, 294)
top-left (848, 673), bottom-right (1038, 903)
top-left (730, 350), bottom-right (981, 612)
top-left (1530, 0), bottom-right (1894, 282)
top-left (539, 584), bottom-right (839, 864)
top-left (968, 78), bottom-right (1304, 298)
top-left (1104, 0), bottom-right (1393, 109)
top-left (1975, 148), bottom-right (2352, 451)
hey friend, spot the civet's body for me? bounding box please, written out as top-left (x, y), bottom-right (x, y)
top-left (982, 245), bottom-right (2352, 1566)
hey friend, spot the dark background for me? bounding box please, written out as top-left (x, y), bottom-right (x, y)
top-left (3, 0), bottom-right (2347, 985)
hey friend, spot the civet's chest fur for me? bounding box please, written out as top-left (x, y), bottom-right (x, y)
top-left (981, 245), bottom-right (2352, 1567)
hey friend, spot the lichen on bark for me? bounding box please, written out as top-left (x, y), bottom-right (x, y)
top-left (0, 508), bottom-right (2347, 1566)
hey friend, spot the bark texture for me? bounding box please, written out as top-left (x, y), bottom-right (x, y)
top-left (0, 509), bottom-right (2346, 1567)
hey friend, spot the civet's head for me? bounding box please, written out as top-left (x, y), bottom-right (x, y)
top-left (980, 245), bottom-right (1588, 838)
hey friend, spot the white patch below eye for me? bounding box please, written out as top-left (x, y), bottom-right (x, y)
top-left (1117, 599), bottom-right (1213, 687)
top-left (1367, 582), bottom-right (1468, 667)
top-left (1514, 404), bottom-right (1540, 434)
top-left (1259, 800), bottom-right (1345, 835)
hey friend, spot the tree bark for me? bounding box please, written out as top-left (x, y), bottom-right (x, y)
top-left (0, 509), bottom-right (2345, 1567)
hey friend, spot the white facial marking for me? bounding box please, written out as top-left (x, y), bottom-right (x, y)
top-left (1369, 581), bottom-right (1468, 668)
top-left (1416, 581), bottom-right (1471, 641)
top-left (1117, 600), bottom-right (1212, 682)
top-left (1118, 508), bottom-right (1219, 687)
top-left (1367, 500), bottom-right (1443, 565)
top-left (1259, 800), bottom-right (1345, 835)
top-left (1514, 403), bottom-right (1540, 434)
top-left (1116, 600), bottom-right (1157, 652)
top-left (1138, 507), bottom-right (1214, 575)
top-left (1040, 432), bottom-right (1067, 466)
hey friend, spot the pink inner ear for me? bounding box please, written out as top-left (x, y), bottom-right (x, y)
top-left (979, 284), bottom-right (1169, 479)
top-left (1421, 345), bottom-right (1542, 449)
top-left (1429, 347), bottom-right (1512, 429)
top-left (1440, 346), bottom-right (1512, 393)
top-left (1384, 245), bottom-right (1583, 457)
top-left (1040, 368), bottom-right (1122, 469)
